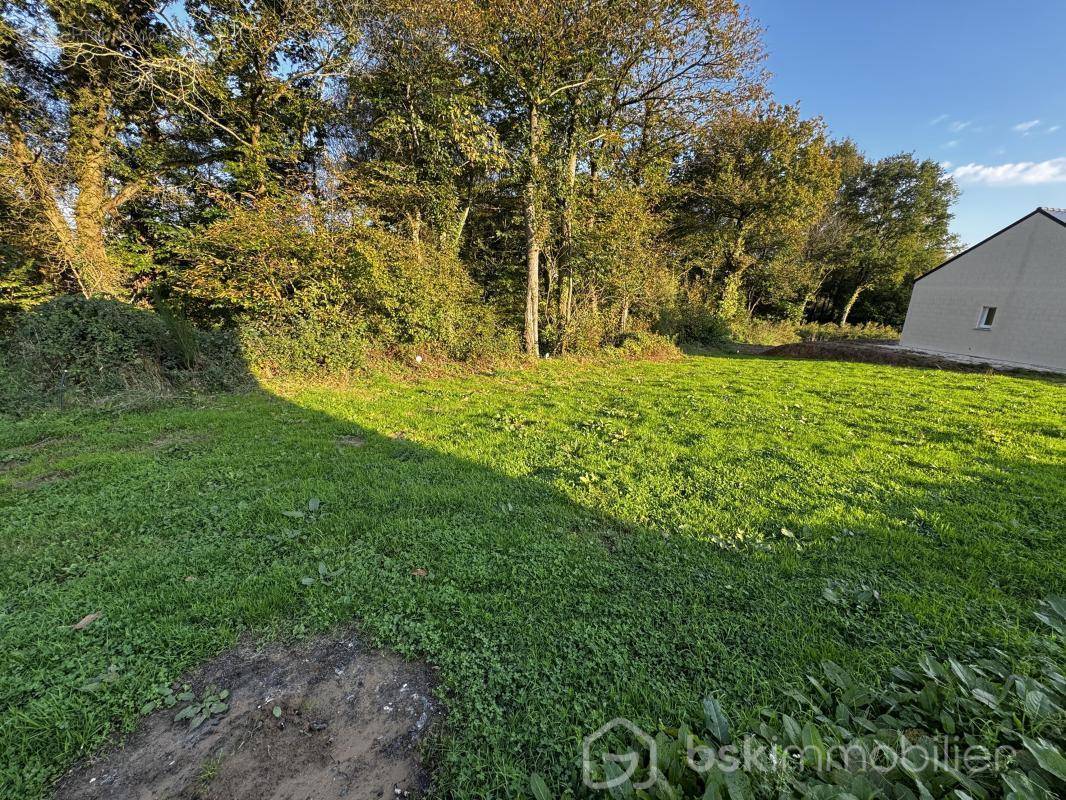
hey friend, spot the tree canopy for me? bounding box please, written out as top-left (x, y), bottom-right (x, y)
top-left (0, 0), bottom-right (960, 355)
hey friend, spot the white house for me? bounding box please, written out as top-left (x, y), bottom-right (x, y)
top-left (900, 207), bottom-right (1066, 372)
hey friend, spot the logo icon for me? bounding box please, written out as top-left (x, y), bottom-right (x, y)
top-left (582, 718), bottom-right (658, 791)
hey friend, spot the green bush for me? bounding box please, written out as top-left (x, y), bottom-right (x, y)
top-left (613, 331), bottom-right (682, 360)
top-left (658, 285), bottom-right (731, 346)
top-left (154, 296), bottom-right (200, 369)
top-left (726, 317), bottom-right (802, 346)
top-left (726, 319), bottom-right (900, 346)
top-left (0, 297), bottom-right (244, 410)
top-left (169, 199), bottom-right (514, 368)
top-left (350, 226), bottom-right (506, 358)
top-left (555, 597), bottom-right (1066, 799)
top-left (237, 313), bottom-right (375, 377)
top-left (794, 322), bottom-right (899, 343)
top-left (554, 306), bottom-right (610, 355)
top-left (6, 297), bottom-right (172, 395)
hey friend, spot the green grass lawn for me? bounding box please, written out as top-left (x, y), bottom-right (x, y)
top-left (1, 353), bottom-right (1064, 798)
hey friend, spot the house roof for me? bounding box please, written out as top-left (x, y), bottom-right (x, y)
top-left (1042, 207), bottom-right (1066, 225)
top-left (913, 207), bottom-right (1066, 283)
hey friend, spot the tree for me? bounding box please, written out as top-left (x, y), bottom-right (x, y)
top-left (833, 154), bottom-right (959, 324)
top-left (343, 11), bottom-right (504, 253)
top-left (796, 139), bottom-right (863, 319)
top-left (405, 0), bottom-right (764, 356)
top-left (429, 0), bottom-right (619, 356)
top-left (671, 103), bottom-right (839, 319)
top-left (547, 0), bottom-right (765, 346)
top-left (0, 0), bottom-right (197, 296)
top-left (182, 0), bottom-right (356, 199)
top-left (0, 0), bottom-right (961, 356)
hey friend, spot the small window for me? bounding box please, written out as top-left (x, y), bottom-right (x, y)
top-left (977, 306), bottom-right (997, 329)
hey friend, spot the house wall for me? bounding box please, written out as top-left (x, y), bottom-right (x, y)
top-left (900, 213), bottom-right (1066, 371)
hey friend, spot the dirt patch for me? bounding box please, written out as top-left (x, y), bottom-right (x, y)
top-left (150, 430), bottom-right (208, 448)
top-left (336, 435), bottom-right (367, 448)
top-left (763, 340), bottom-right (1058, 377)
top-left (12, 434), bottom-right (75, 453)
top-left (0, 456), bottom-right (25, 474)
top-left (9, 469), bottom-right (71, 490)
top-left (56, 634), bottom-right (439, 800)
top-left (1, 435), bottom-right (76, 472)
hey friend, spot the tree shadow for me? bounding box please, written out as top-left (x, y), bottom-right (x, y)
top-left (1, 309), bottom-right (1063, 797)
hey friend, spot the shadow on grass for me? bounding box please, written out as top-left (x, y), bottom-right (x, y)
top-left (1, 316), bottom-right (1064, 797)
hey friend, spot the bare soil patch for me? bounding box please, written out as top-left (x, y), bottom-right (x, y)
top-left (1, 436), bottom-right (77, 474)
top-left (0, 456), bottom-right (24, 474)
top-left (763, 340), bottom-right (1055, 377)
top-left (10, 469), bottom-right (72, 490)
top-left (11, 435), bottom-right (76, 453)
top-left (149, 430), bottom-right (210, 453)
top-left (55, 634), bottom-right (438, 800)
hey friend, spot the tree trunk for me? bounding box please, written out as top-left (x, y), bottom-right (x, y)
top-left (719, 225), bottom-right (748, 319)
top-left (800, 268), bottom-right (831, 321)
top-left (556, 110), bottom-right (579, 344)
top-left (839, 284), bottom-right (865, 325)
top-left (408, 209), bottom-right (423, 258)
top-left (249, 120), bottom-right (266, 196)
top-left (70, 85), bottom-right (119, 297)
top-left (4, 122), bottom-right (79, 284)
top-left (450, 201), bottom-right (471, 254)
top-left (588, 110), bottom-right (613, 200)
top-left (562, 274), bottom-right (575, 326)
top-left (523, 102), bottom-right (542, 358)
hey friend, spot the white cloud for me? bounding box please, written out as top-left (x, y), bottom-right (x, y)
top-left (1048, 125), bottom-right (1062, 134)
top-left (1013, 119), bottom-right (1041, 133)
top-left (944, 140), bottom-right (960, 149)
top-left (951, 157), bottom-right (1066, 185)
top-left (949, 120), bottom-right (972, 132)
top-left (929, 113), bottom-right (949, 126)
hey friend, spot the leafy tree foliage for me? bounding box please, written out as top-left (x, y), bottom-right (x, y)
top-left (829, 153), bottom-right (960, 324)
top-left (0, 0), bottom-right (960, 356)
top-left (671, 104), bottom-right (840, 320)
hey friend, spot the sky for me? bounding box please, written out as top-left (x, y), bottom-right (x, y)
top-left (747, 0), bottom-right (1066, 247)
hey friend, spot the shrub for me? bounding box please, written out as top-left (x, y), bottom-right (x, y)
top-left (794, 321), bottom-right (899, 342)
top-left (725, 319), bottom-right (900, 346)
top-left (6, 297), bottom-right (172, 396)
top-left (613, 331), bottom-right (682, 360)
top-left (726, 317), bottom-right (802, 346)
top-left (554, 306), bottom-right (610, 355)
top-left (237, 313), bottom-right (374, 377)
top-left (0, 297), bottom-right (244, 410)
top-left (554, 597), bottom-right (1066, 799)
top-left (658, 284), bottom-right (731, 346)
top-left (350, 226), bottom-right (505, 358)
top-left (169, 198), bottom-right (514, 368)
top-left (154, 295), bottom-right (200, 369)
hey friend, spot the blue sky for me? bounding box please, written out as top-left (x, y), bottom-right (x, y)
top-left (748, 0), bottom-right (1066, 246)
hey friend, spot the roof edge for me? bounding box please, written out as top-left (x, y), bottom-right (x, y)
top-left (912, 208), bottom-right (1064, 284)
top-left (1039, 207), bottom-right (1066, 226)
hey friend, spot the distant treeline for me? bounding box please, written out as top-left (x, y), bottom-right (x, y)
top-left (0, 0), bottom-right (959, 360)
